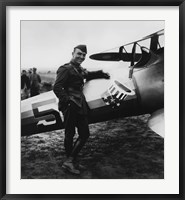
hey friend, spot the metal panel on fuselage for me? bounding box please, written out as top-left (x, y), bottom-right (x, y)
top-left (132, 51), bottom-right (164, 113)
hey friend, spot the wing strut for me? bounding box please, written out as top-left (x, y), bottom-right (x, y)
top-left (131, 42), bottom-right (137, 66)
top-left (129, 42), bottom-right (137, 79)
top-left (150, 35), bottom-right (159, 52)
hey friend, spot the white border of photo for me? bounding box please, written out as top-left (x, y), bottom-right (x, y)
top-left (6, 6), bottom-right (179, 194)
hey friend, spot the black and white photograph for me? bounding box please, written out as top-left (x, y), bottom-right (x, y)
top-left (20, 20), bottom-right (164, 179)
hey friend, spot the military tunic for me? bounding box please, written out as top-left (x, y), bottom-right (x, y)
top-left (53, 60), bottom-right (108, 157)
top-left (30, 73), bottom-right (41, 97)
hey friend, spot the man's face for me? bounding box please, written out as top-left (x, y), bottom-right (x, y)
top-left (72, 48), bottom-right (86, 65)
top-left (22, 71), bottom-right (26, 75)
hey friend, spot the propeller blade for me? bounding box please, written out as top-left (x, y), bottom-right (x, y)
top-left (148, 108), bottom-right (164, 138)
top-left (89, 52), bottom-right (141, 62)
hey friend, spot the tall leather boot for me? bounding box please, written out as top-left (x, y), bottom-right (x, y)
top-left (70, 138), bottom-right (87, 170)
top-left (62, 156), bottom-right (80, 175)
top-left (71, 138), bottom-right (86, 158)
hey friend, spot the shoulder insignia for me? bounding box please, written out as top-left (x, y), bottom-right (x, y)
top-left (56, 63), bottom-right (71, 73)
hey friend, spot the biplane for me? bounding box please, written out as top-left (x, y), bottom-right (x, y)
top-left (21, 29), bottom-right (164, 137)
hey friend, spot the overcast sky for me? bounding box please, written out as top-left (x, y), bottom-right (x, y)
top-left (21, 21), bottom-right (164, 72)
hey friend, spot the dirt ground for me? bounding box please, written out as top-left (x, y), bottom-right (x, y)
top-left (21, 114), bottom-right (164, 179)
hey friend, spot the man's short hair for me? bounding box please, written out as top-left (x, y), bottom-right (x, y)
top-left (74, 45), bottom-right (87, 54)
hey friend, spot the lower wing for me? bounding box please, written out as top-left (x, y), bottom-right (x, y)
top-left (148, 108), bottom-right (164, 138)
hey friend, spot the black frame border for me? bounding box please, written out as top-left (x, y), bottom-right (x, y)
top-left (0, 0), bottom-right (184, 199)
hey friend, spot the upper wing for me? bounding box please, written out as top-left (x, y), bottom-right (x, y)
top-left (89, 29), bottom-right (164, 64)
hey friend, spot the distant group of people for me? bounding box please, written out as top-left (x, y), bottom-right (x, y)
top-left (21, 67), bottom-right (41, 100)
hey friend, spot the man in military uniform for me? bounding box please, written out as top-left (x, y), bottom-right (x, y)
top-left (30, 67), bottom-right (41, 97)
top-left (21, 70), bottom-right (30, 100)
top-left (53, 45), bottom-right (110, 174)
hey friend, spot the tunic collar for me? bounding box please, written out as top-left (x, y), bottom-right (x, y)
top-left (70, 59), bottom-right (81, 67)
